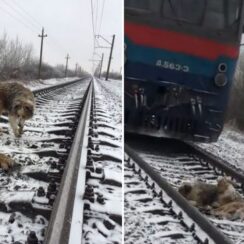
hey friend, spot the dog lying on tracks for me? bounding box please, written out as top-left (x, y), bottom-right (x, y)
top-left (179, 177), bottom-right (244, 220)
top-left (0, 82), bottom-right (35, 137)
top-left (178, 177), bottom-right (242, 208)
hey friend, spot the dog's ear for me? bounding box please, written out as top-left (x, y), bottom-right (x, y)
top-left (218, 176), bottom-right (234, 186)
top-left (217, 177), bottom-right (232, 193)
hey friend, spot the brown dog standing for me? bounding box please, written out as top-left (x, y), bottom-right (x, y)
top-left (0, 82), bottom-right (35, 137)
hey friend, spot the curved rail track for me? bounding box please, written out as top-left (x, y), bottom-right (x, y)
top-left (125, 135), bottom-right (244, 244)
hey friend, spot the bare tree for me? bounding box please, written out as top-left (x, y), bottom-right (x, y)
top-left (0, 32), bottom-right (88, 82)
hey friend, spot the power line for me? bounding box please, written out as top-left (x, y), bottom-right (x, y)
top-left (91, 0), bottom-right (98, 73)
top-left (98, 0), bottom-right (105, 36)
top-left (3, 0), bottom-right (72, 58)
top-left (90, 0), bottom-right (96, 49)
top-left (0, 5), bottom-right (66, 59)
top-left (11, 0), bottom-right (43, 29)
top-left (2, 0), bottom-right (41, 31)
top-left (8, 0), bottom-right (72, 56)
top-left (90, 0), bottom-right (107, 74)
top-left (0, 1), bottom-right (80, 66)
top-left (0, 4), bottom-right (38, 34)
top-left (95, 0), bottom-right (99, 34)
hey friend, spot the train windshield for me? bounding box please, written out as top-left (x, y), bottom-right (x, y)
top-left (125, 0), bottom-right (242, 32)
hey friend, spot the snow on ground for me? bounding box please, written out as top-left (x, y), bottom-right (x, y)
top-left (198, 127), bottom-right (244, 173)
top-left (81, 78), bottom-right (122, 244)
top-left (95, 78), bottom-right (122, 126)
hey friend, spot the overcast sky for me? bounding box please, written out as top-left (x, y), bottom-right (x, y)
top-left (0, 0), bottom-right (122, 73)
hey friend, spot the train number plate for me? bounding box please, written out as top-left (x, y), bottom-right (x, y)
top-left (156, 60), bottom-right (190, 72)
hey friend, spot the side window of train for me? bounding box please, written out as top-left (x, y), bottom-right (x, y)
top-left (227, 0), bottom-right (241, 26)
top-left (203, 1), bottom-right (225, 29)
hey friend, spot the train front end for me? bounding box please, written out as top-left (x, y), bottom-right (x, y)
top-left (125, 0), bottom-right (244, 142)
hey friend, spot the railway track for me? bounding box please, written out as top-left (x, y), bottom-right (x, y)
top-left (0, 77), bottom-right (122, 243)
top-left (0, 77), bottom-right (92, 243)
top-left (125, 135), bottom-right (244, 244)
top-left (45, 78), bottom-right (122, 244)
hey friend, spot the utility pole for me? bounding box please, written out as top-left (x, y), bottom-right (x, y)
top-left (38, 27), bottom-right (47, 79)
top-left (99, 53), bottom-right (104, 78)
top-left (106, 34), bottom-right (115, 81)
top-left (65, 54), bottom-right (70, 77)
top-left (75, 63), bottom-right (78, 76)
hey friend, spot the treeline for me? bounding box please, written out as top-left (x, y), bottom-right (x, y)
top-left (226, 51), bottom-right (244, 130)
top-left (101, 71), bottom-right (122, 80)
top-left (94, 63), bottom-right (122, 80)
top-left (0, 33), bottom-right (87, 81)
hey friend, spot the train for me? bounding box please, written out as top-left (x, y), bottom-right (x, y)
top-left (124, 0), bottom-right (244, 142)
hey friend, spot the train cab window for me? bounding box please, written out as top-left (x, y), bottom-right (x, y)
top-left (125, 0), bottom-right (149, 10)
top-left (125, 0), bottom-right (242, 36)
top-left (203, 1), bottom-right (225, 29)
top-left (162, 0), bottom-right (206, 24)
top-left (125, 0), bottom-right (162, 15)
top-left (161, 0), bottom-right (242, 33)
top-left (203, 0), bottom-right (241, 31)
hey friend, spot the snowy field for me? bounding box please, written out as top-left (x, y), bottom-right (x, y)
top-left (198, 128), bottom-right (244, 173)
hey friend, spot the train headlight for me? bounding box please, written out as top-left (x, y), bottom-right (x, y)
top-left (218, 63), bottom-right (227, 73)
top-left (214, 73), bottom-right (228, 87)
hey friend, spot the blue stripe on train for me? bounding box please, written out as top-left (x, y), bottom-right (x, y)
top-left (125, 37), bottom-right (237, 88)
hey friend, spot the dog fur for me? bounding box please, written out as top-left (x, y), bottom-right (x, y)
top-left (178, 177), bottom-right (242, 208)
top-left (0, 82), bottom-right (34, 137)
top-left (178, 181), bottom-right (218, 207)
top-left (0, 153), bottom-right (13, 170)
top-left (213, 201), bottom-right (244, 220)
top-left (217, 177), bottom-right (242, 205)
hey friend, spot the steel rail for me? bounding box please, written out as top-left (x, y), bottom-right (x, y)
top-left (185, 142), bottom-right (244, 184)
top-left (44, 79), bottom-right (93, 244)
top-left (125, 143), bottom-right (233, 244)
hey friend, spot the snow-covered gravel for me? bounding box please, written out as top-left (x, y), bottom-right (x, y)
top-left (198, 128), bottom-right (244, 173)
top-left (82, 78), bottom-right (122, 244)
